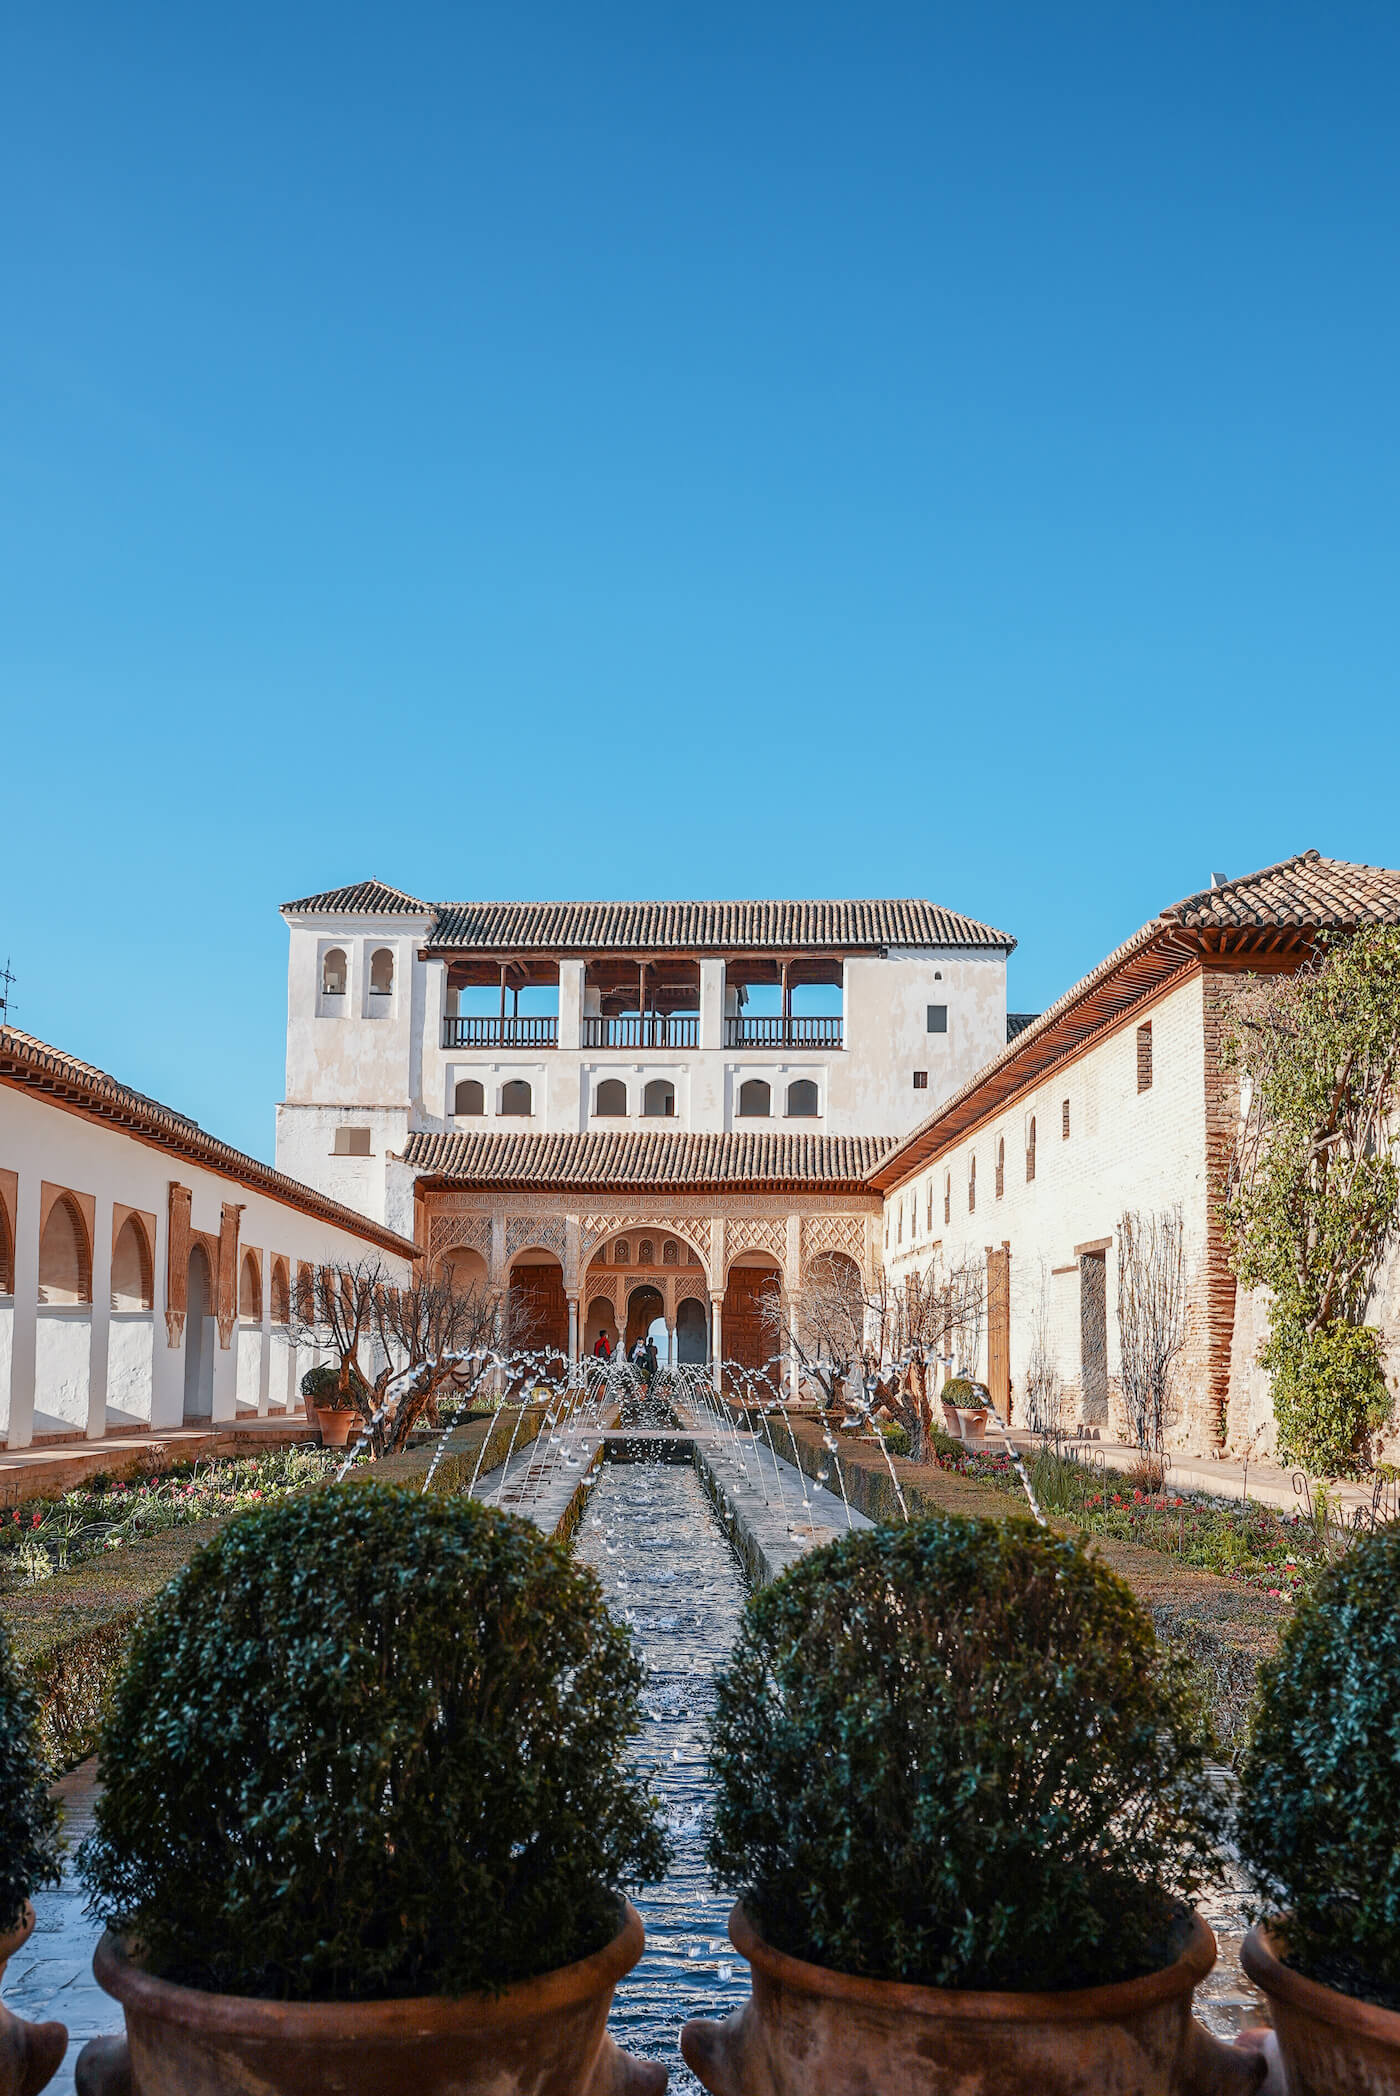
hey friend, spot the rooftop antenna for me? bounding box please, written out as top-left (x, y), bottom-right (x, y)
top-left (0, 958), bottom-right (15, 1020)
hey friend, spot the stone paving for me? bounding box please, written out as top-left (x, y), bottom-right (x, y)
top-left (5, 1760), bottom-right (113, 2095)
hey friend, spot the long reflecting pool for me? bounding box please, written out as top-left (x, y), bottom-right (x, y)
top-left (574, 1459), bottom-right (752, 2093)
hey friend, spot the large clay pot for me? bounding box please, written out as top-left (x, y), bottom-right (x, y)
top-left (1241, 1921), bottom-right (1400, 2095)
top-left (313, 1406), bottom-right (357, 1450)
top-left (681, 1901), bottom-right (1264, 2096)
top-left (74, 1903), bottom-right (664, 2096)
top-left (0, 1902), bottom-right (67, 2095)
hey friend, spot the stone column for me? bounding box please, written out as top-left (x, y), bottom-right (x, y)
top-left (86, 1199), bottom-right (114, 1441)
top-left (567, 1295), bottom-right (580, 1364)
top-left (710, 1293), bottom-right (724, 1389)
top-left (785, 1291), bottom-right (803, 1405)
top-left (6, 1167), bottom-right (40, 1449)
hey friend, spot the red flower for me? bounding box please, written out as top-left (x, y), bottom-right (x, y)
top-left (31, 1511), bottom-right (41, 1528)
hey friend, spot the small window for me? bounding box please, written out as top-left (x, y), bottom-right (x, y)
top-left (1026, 1115), bottom-right (1037, 1183)
top-left (927, 1004), bottom-right (948, 1034)
top-left (913, 1070), bottom-right (928, 1090)
top-left (1137, 1021), bottom-right (1154, 1092)
top-left (662, 1238), bottom-right (679, 1265)
top-left (944, 1173), bottom-right (951, 1225)
top-left (369, 948), bottom-right (394, 995)
top-left (1062, 1098), bottom-right (1071, 1140)
top-left (995, 1137), bottom-right (1005, 1199)
top-left (501, 1080), bottom-right (532, 1116)
top-left (614, 1240), bottom-right (630, 1265)
top-left (968, 1157), bottom-right (976, 1214)
top-left (738, 1078), bottom-right (771, 1117)
top-left (926, 1182), bottom-right (933, 1233)
top-left (595, 1078), bottom-right (627, 1116)
top-left (321, 947), bottom-right (348, 996)
top-left (332, 1127), bottom-right (371, 1156)
top-left (454, 1079), bottom-right (485, 1116)
top-left (38, 1194), bottom-right (90, 1304)
top-left (642, 1079), bottom-right (675, 1118)
top-left (786, 1079), bottom-right (819, 1117)
top-left (638, 1238), bottom-right (655, 1266)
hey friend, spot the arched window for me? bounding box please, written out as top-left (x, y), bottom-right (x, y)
top-left (968, 1157), bottom-right (976, 1214)
top-left (995, 1137), bottom-right (1005, 1199)
top-left (614, 1240), bottom-right (630, 1265)
top-left (738, 1078), bottom-right (771, 1118)
top-left (1026, 1116), bottom-right (1037, 1183)
top-left (642, 1079), bottom-right (674, 1118)
top-left (662, 1238), bottom-right (678, 1265)
top-left (239, 1250), bottom-right (261, 1320)
top-left (0, 1197), bottom-right (12, 1297)
top-left (369, 948), bottom-right (394, 995)
top-left (638, 1239), bottom-right (655, 1266)
top-left (270, 1260), bottom-right (291, 1325)
top-left (321, 947), bottom-right (348, 995)
top-left (454, 1079), bottom-right (485, 1116)
top-left (38, 1195), bottom-right (90, 1305)
top-left (111, 1216), bottom-right (153, 1311)
top-left (441, 1246), bottom-right (488, 1293)
top-left (944, 1173), bottom-right (951, 1226)
top-left (595, 1078), bottom-right (627, 1116)
top-left (501, 1080), bottom-right (532, 1116)
top-left (786, 1079), bottom-right (819, 1117)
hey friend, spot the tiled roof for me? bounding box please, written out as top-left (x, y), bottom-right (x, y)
top-left (401, 1129), bottom-right (892, 1190)
top-left (282, 880), bottom-right (432, 916)
top-left (281, 888), bottom-right (1014, 952)
top-left (1162, 850), bottom-right (1400, 930)
top-left (869, 848), bottom-right (1400, 1192)
top-left (427, 898), bottom-right (1012, 952)
top-left (1006, 1012), bottom-right (1039, 1041)
top-left (0, 1027), bottom-right (420, 1258)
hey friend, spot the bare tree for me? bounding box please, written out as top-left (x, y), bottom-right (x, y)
top-left (1022, 1259), bottom-right (1062, 1436)
top-left (1116, 1206), bottom-right (1187, 1456)
top-left (292, 1258), bottom-right (385, 1417)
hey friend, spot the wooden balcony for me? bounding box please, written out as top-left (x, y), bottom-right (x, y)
top-left (724, 1016), bottom-right (843, 1049)
top-left (581, 1016), bottom-right (700, 1050)
top-left (442, 1016), bottom-right (558, 1048)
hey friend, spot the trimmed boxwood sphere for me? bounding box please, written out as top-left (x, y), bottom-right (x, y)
top-left (706, 1514), bottom-right (1224, 1992)
top-left (0, 1621), bottom-right (64, 1935)
top-left (1236, 1522), bottom-right (1400, 2010)
top-left (78, 1484), bottom-right (670, 2000)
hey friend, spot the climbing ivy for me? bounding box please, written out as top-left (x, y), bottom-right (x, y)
top-left (1223, 927), bottom-right (1400, 1475)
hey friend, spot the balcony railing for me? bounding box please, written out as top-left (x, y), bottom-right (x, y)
top-left (442, 1016), bottom-right (558, 1049)
top-left (581, 1015), bottom-right (699, 1050)
top-left (724, 1016), bottom-right (843, 1049)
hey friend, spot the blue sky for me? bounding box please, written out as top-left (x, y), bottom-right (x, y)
top-left (2, 2), bottom-right (1397, 1161)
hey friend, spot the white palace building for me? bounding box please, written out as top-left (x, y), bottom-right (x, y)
top-left (3, 852), bottom-right (1399, 1461)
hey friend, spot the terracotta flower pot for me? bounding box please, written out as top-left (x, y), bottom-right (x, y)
top-left (681, 1901), bottom-right (1264, 2096)
top-left (75, 1903), bottom-right (664, 2096)
top-left (1241, 1921), bottom-right (1400, 2095)
top-left (0, 1902), bottom-right (68, 2096)
top-left (313, 1406), bottom-right (357, 1450)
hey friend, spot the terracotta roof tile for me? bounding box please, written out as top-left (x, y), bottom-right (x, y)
top-left (0, 1027), bottom-right (419, 1258)
top-left (401, 1128), bottom-right (891, 1190)
top-left (1162, 850), bottom-right (1400, 930)
top-left (282, 881), bottom-right (432, 916)
top-left (426, 897), bottom-right (1012, 953)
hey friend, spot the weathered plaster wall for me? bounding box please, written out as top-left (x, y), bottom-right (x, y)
top-left (0, 1082), bottom-right (413, 1448)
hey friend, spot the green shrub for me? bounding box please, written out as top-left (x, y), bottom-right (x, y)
top-left (706, 1514), bottom-right (1224, 1991)
top-left (939, 1377), bottom-right (977, 1408)
top-left (878, 1423), bottom-right (910, 1457)
top-left (1264, 1318), bottom-right (1391, 1478)
top-left (1236, 1523), bottom-right (1400, 2009)
top-left (79, 1485), bottom-right (670, 2000)
top-left (0, 1622), bottom-right (64, 1933)
top-left (299, 1360), bottom-right (370, 1406)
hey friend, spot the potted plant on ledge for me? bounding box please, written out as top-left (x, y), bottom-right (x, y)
top-left (1235, 1521), bottom-right (1400, 2095)
top-left (74, 1485), bottom-right (671, 2095)
top-left (682, 1514), bottom-right (1263, 2096)
top-left (0, 1623), bottom-right (66, 2096)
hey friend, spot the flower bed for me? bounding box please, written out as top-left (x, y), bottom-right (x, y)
top-left (0, 1446), bottom-right (343, 1589)
top-left (921, 1434), bottom-right (1341, 1597)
